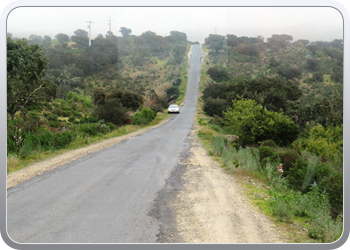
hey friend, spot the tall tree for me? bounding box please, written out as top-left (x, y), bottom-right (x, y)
top-left (7, 38), bottom-right (56, 121)
top-left (205, 34), bottom-right (226, 53)
top-left (119, 27), bottom-right (132, 37)
top-left (41, 35), bottom-right (52, 48)
top-left (55, 33), bottom-right (70, 44)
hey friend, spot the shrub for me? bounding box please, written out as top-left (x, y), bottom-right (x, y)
top-left (60, 110), bottom-right (72, 117)
top-left (222, 147), bottom-right (239, 169)
top-left (166, 86), bottom-right (180, 101)
top-left (260, 139), bottom-right (277, 148)
top-left (130, 108), bottom-right (157, 125)
top-left (46, 114), bottom-right (59, 121)
top-left (258, 146), bottom-right (275, 167)
top-left (94, 98), bottom-right (127, 126)
top-left (274, 149), bottom-right (300, 176)
top-left (173, 78), bottom-right (182, 86)
top-left (106, 122), bottom-right (116, 131)
top-left (49, 121), bottom-right (60, 128)
top-left (150, 104), bottom-right (164, 113)
top-left (198, 127), bottom-right (213, 138)
top-left (7, 134), bottom-right (16, 154)
top-left (52, 108), bottom-right (62, 116)
top-left (19, 132), bottom-right (36, 158)
top-left (68, 116), bottom-right (76, 123)
top-left (238, 147), bottom-right (260, 170)
top-left (76, 123), bottom-right (98, 136)
top-left (286, 158), bottom-right (308, 191)
top-left (320, 171), bottom-right (343, 217)
top-left (203, 97), bottom-right (228, 117)
top-left (224, 99), bottom-right (300, 146)
top-left (271, 198), bottom-right (294, 223)
top-left (211, 136), bottom-right (225, 157)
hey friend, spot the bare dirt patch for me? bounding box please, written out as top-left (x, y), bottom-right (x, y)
top-left (170, 122), bottom-right (287, 243)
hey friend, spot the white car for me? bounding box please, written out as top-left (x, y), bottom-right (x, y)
top-left (168, 104), bottom-right (180, 114)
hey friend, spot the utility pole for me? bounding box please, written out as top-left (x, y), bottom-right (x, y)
top-left (108, 17), bottom-right (113, 39)
top-left (86, 21), bottom-right (93, 46)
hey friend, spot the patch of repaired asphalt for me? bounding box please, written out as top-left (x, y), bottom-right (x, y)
top-left (148, 135), bottom-right (192, 243)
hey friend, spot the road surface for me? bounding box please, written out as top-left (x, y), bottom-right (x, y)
top-left (7, 44), bottom-right (205, 243)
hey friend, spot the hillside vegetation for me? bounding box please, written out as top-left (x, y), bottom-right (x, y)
top-left (7, 29), bottom-right (191, 172)
top-left (197, 34), bottom-right (343, 243)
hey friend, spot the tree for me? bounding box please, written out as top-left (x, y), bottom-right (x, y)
top-left (71, 29), bottom-right (89, 47)
top-left (7, 32), bottom-right (12, 38)
top-left (293, 39), bottom-right (309, 46)
top-left (205, 34), bottom-right (226, 53)
top-left (55, 33), bottom-right (70, 44)
top-left (266, 34), bottom-right (293, 51)
top-left (119, 27), bottom-right (132, 37)
top-left (277, 67), bottom-right (302, 81)
top-left (313, 72), bottom-right (324, 82)
top-left (74, 29), bottom-right (88, 37)
top-left (169, 31), bottom-right (187, 44)
top-left (307, 44), bottom-right (322, 55)
top-left (331, 66), bottom-right (343, 83)
top-left (28, 34), bottom-right (42, 45)
top-left (7, 38), bottom-right (56, 122)
top-left (41, 35), bottom-right (52, 48)
top-left (306, 58), bottom-right (320, 71)
top-left (207, 66), bottom-right (230, 82)
top-left (94, 98), bottom-right (127, 125)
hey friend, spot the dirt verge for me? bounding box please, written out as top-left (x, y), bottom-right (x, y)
top-left (168, 122), bottom-right (287, 243)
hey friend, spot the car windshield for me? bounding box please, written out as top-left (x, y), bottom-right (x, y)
top-left (169, 105), bottom-right (178, 108)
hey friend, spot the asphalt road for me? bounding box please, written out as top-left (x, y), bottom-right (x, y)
top-left (7, 44), bottom-right (205, 243)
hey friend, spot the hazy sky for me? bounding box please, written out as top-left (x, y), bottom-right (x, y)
top-left (7, 7), bottom-right (343, 43)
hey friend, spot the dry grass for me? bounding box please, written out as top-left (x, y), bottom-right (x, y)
top-left (7, 154), bottom-right (20, 172)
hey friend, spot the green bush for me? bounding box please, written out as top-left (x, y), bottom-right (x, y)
top-left (7, 134), bottom-right (16, 154)
top-left (203, 97), bottom-right (228, 117)
top-left (320, 171), bottom-right (343, 217)
top-left (130, 108), bottom-right (157, 125)
top-left (19, 132), bottom-right (36, 158)
top-left (224, 99), bottom-right (300, 146)
top-left (49, 121), bottom-right (60, 128)
top-left (271, 198), bottom-right (294, 223)
top-left (166, 86), bottom-right (180, 101)
top-left (258, 146), bottom-right (275, 167)
top-left (292, 125), bottom-right (342, 160)
top-left (286, 158), bottom-right (308, 191)
top-left (274, 149), bottom-right (300, 176)
top-left (46, 114), bottom-right (59, 121)
top-left (60, 110), bottom-right (72, 117)
top-left (76, 123), bottom-right (98, 136)
top-left (52, 108), bottom-right (62, 116)
top-left (150, 104), bottom-right (164, 113)
top-left (222, 146), bottom-right (239, 169)
top-left (106, 122), bottom-right (116, 131)
top-left (68, 116), bottom-right (76, 123)
top-left (260, 139), bottom-right (277, 148)
top-left (96, 120), bottom-right (110, 134)
top-left (211, 136), bottom-right (225, 157)
top-left (238, 147), bottom-right (260, 170)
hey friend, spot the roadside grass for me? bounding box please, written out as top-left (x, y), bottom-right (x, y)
top-left (7, 112), bottom-right (170, 174)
